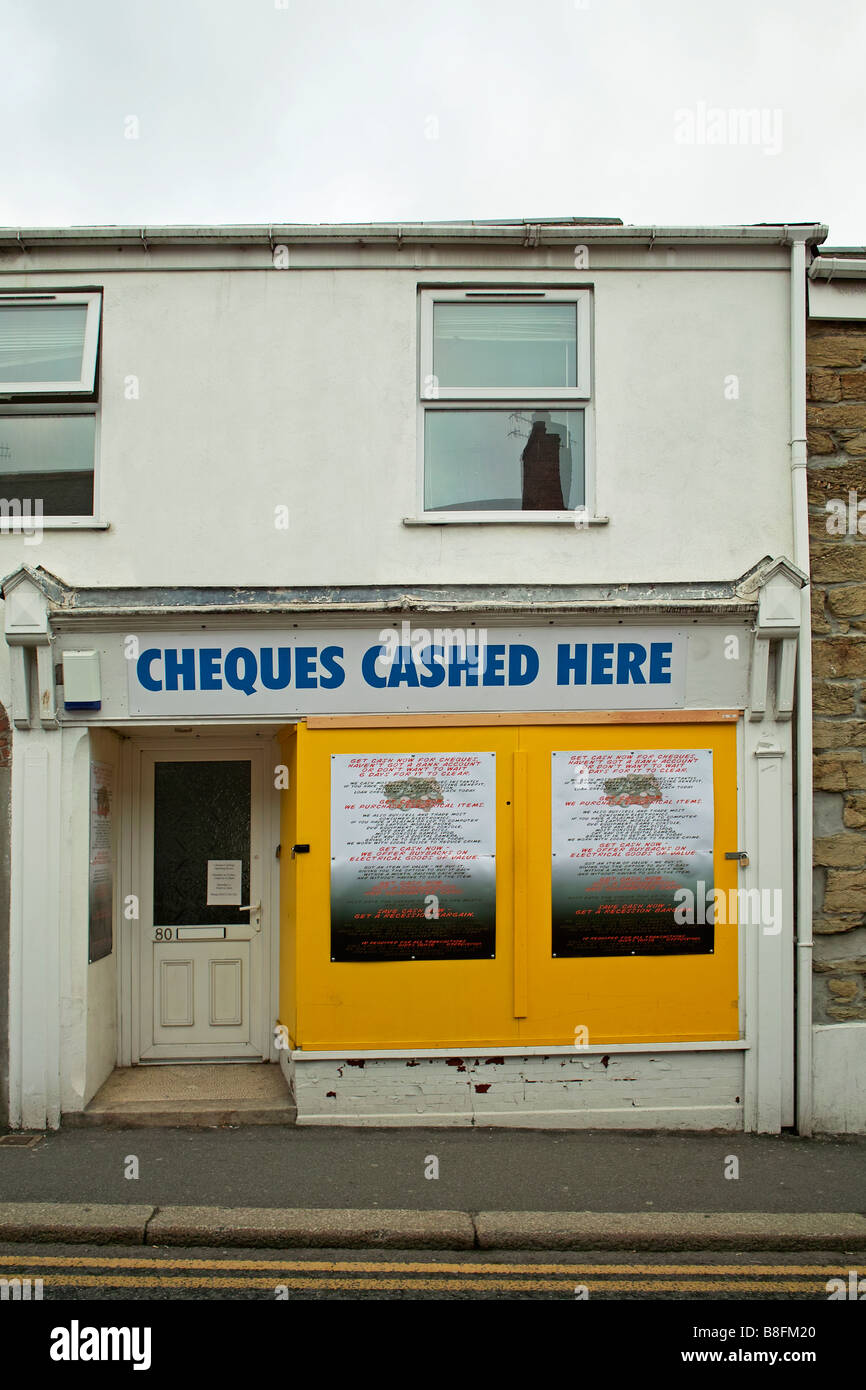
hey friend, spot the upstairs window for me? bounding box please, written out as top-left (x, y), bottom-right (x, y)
top-left (0, 291), bottom-right (101, 519)
top-left (419, 290), bottom-right (591, 516)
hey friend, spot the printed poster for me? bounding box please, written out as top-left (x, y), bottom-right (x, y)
top-left (551, 748), bottom-right (714, 957)
top-left (88, 761), bottom-right (114, 963)
top-left (330, 752), bottom-right (496, 961)
top-left (206, 859), bottom-right (242, 906)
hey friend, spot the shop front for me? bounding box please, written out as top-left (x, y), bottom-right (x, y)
top-left (2, 560), bottom-right (805, 1131)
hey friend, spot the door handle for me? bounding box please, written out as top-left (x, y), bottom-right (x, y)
top-left (238, 903), bottom-right (262, 932)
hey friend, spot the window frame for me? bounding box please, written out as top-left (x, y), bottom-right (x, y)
top-left (416, 287), bottom-right (595, 522)
top-left (0, 289), bottom-right (103, 524)
top-left (420, 287), bottom-right (592, 401)
top-left (0, 290), bottom-right (102, 395)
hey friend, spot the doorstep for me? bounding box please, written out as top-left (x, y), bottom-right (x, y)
top-left (64, 1063), bottom-right (297, 1128)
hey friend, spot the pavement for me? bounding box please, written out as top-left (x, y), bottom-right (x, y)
top-left (0, 1203), bottom-right (865, 1250)
top-left (1, 1125), bottom-right (863, 1250)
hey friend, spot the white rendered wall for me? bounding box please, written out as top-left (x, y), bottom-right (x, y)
top-left (0, 248), bottom-right (793, 590)
top-left (291, 1049), bottom-right (746, 1129)
top-left (812, 1024), bottom-right (866, 1134)
top-left (82, 728), bottom-right (120, 1108)
top-left (58, 725), bottom-right (120, 1114)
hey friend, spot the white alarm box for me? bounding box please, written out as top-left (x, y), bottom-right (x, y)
top-left (62, 650), bottom-right (102, 710)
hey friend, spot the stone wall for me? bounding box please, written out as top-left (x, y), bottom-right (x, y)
top-left (808, 319), bottom-right (866, 1023)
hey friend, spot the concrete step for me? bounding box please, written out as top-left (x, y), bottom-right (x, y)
top-left (63, 1064), bottom-right (296, 1128)
top-left (64, 1099), bottom-right (297, 1128)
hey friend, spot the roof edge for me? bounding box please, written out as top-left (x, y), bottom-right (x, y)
top-left (0, 221), bottom-right (829, 250)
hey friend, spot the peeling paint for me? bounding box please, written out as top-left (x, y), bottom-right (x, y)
top-left (485, 1057), bottom-right (504, 1065)
top-left (294, 1049), bottom-right (744, 1125)
top-left (346, 1059), bottom-right (365, 1068)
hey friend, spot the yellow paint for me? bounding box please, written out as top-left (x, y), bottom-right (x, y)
top-left (0, 1256), bottom-right (839, 1273)
top-left (278, 720), bottom-right (739, 1049)
top-left (0, 1255), bottom-right (841, 1276)
top-left (23, 1275), bottom-right (825, 1293)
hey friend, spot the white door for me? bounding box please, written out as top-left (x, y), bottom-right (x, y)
top-left (138, 749), bottom-right (266, 1060)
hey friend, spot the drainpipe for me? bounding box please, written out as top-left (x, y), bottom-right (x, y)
top-left (790, 234), bottom-right (813, 1135)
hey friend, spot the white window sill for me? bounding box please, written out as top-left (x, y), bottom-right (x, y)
top-left (404, 512), bottom-right (609, 526)
top-left (0, 517), bottom-right (109, 531)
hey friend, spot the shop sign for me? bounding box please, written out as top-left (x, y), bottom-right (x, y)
top-left (125, 626), bottom-right (687, 716)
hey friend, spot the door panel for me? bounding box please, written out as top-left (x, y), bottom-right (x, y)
top-left (159, 957), bottom-right (194, 1027)
top-left (209, 956), bottom-right (245, 1027)
top-left (286, 719), bottom-right (739, 1050)
top-left (289, 723), bottom-right (518, 1049)
top-left (139, 751), bottom-right (264, 1060)
top-left (518, 723), bottom-right (739, 1044)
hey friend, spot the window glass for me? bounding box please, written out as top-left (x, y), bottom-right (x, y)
top-left (424, 408), bottom-right (584, 511)
top-left (0, 415), bottom-right (95, 514)
top-left (433, 303), bottom-right (577, 389)
top-left (153, 761), bottom-right (252, 927)
top-left (0, 304), bottom-right (88, 384)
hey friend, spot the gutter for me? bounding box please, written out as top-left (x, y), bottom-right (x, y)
top-left (808, 256), bottom-right (866, 280)
top-left (790, 237), bottom-right (813, 1136)
top-left (0, 222), bottom-right (829, 250)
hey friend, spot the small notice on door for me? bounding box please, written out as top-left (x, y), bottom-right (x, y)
top-left (206, 859), bottom-right (242, 906)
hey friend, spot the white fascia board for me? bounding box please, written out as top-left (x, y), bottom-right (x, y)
top-left (809, 277), bottom-right (866, 320)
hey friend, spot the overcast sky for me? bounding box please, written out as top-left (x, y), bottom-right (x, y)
top-left (1, 0), bottom-right (863, 244)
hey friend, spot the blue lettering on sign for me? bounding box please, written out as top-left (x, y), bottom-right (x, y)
top-left (198, 648), bottom-right (222, 690)
top-left (616, 643), bottom-right (647, 684)
top-left (224, 647), bottom-right (257, 695)
top-left (260, 648), bottom-right (291, 690)
top-left (482, 644), bottom-right (506, 687)
top-left (361, 645), bottom-right (387, 689)
top-left (388, 646), bottom-right (420, 688)
top-left (164, 648), bottom-right (195, 691)
top-left (131, 638), bottom-right (676, 698)
top-left (448, 646), bottom-right (481, 688)
top-left (294, 647), bottom-right (318, 690)
top-left (418, 645), bottom-right (446, 688)
top-left (649, 641), bottom-right (673, 683)
top-left (556, 641), bottom-right (674, 686)
top-left (591, 643), bottom-right (614, 685)
top-left (319, 646), bottom-right (345, 689)
top-left (509, 645), bottom-right (539, 686)
top-left (137, 649), bottom-right (163, 691)
top-left (557, 644), bottom-right (588, 686)
top-left (137, 645), bottom-right (349, 694)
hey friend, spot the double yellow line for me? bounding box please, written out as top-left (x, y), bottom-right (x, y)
top-left (0, 1253), bottom-right (843, 1295)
